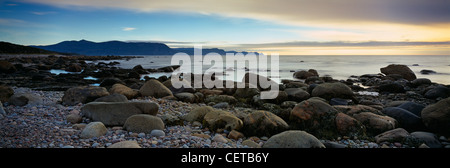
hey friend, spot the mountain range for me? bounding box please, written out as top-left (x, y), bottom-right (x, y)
top-left (30, 40), bottom-right (258, 56)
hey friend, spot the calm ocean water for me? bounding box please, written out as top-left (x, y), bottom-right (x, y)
top-left (95, 55), bottom-right (450, 85)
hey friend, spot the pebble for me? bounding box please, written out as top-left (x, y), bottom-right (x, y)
top-left (1, 87), bottom-right (438, 149)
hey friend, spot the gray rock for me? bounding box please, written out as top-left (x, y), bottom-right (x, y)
top-left (80, 122), bottom-right (107, 139)
top-left (109, 83), bottom-right (139, 99)
top-left (375, 128), bottom-right (410, 143)
top-left (62, 86), bottom-right (110, 106)
top-left (397, 102), bottom-right (425, 117)
top-left (139, 79), bottom-right (173, 98)
top-left (424, 85), bottom-right (450, 99)
top-left (150, 129), bottom-right (165, 137)
top-left (380, 64), bottom-right (416, 81)
top-left (108, 141), bottom-right (141, 148)
top-left (284, 88), bottom-right (310, 102)
top-left (174, 92), bottom-right (197, 103)
top-left (410, 131), bottom-right (442, 148)
top-left (94, 93), bottom-right (128, 102)
top-left (9, 93), bottom-right (43, 106)
top-left (263, 130), bottom-right (325, 148)
top-left (382, 107), bottom-right (423, 131)
top-left (81, 101), bottom-right (159, 126)
top-left (421, 97), bottom-right (450, 135)
top-left (123, 114), bottom-right (165, 134)
top-left (242, 110), bottom-right (289, 137)
top-left (311, 82), bottom-right (354, 100)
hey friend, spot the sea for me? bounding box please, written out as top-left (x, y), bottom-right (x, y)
top-left (85, 55), bottom-right (450, 85)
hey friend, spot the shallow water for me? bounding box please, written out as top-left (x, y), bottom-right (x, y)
top-left (114, 55), bottom-right (450, 84)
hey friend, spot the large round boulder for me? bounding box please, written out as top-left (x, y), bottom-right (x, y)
top-left (139, 79), bottom-right (173, 98)
top-left (80, 122), bottom-right (107, 139)
top-left (263, 130), bottom-right (325, 148)
top-left (62, 86), bottom-right (110, 106)
top-left (380, 64), bottom-right (416, 81)
top-left (123, 114), bottom-right (165, 133)
top-left (421, 97), bottom-right (450, 135)
top-left (242, 110), bottom-right (289, 137)
top-left (109, 83), bottom-right (139, 99)
top-left (311, 82), bottom-right (354, 100)
top-left (289, 98), bottom-right (339, 138)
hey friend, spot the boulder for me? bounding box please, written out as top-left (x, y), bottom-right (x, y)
top-left (174, 92), bottom-right (197, 103)
top-left (289, 98), bottom-right (339, 138)
top-left (241, 72), bottom-right (278, 91)
top-left (0, 85), bottom-right (14, 102)
top-left (183, 106), bottom-right (215, 122)
top-left (62, 86), bottom-right (110, 106)
top-left (9, 93), bottom-right (43, 106)
top-left (410, 131), bottom-right (442, 148)
top-left (293, 70), bottom-right (316, 79)
top-left (66, 63), bottom-right (82, 72)
top-left (94, 93), bottom-right (128, 102)
top-left (375, 128), bottom-right (410, 143)
top-left (139, 79), bottom-right (173, 98)
top-left (80, 122), bottom-right (107, 139)
top-left (108, 141), bottom-right (141, 148)
top-left (353, 112), bottom-right (397, 135)
top-left (380, 64), bottom-right (416, 81)
top-left (421, 97), bottom-right (450, 135)
top-left (424, 85), bottom-right (450, 99)
top-left (109, 84), bottom-right (139, 99)
top-left (66, 113), bottom-right (82, 124)
top-left (333, 105), bottom-right (383, 116)
top-left (203, 110), bottom-right (243, 131)
top-left (233, 83), bottom-right (260, 99)
top-left (383, 107), bottom-right (423, 131)
top-left (378, 83), bottom-right (405, 93)
top-left (0, 60), bottom-right (17, 73)
top-left (81, 101), bottom-right (159, 126)
top-left (263, 130), bottom-right (325, 148)
top-left (397, 102), bottom-right (425, 117)
top-left (284, 88), bottom-right (310, 102)
top-left (99, 78), bottom-right (125, 88)
top-left (420, 69), bottom-right (436, 75)
top-left (311, 82), bottom-right (354, 100)
top-left (123, 114), bottom-right (165, 133)
top-left (410, 78), bottom-right (432, 87)
top-left (335, 113), bottom-right (366, 137)
top-left (162, 79), bottom-right (195, 94)
top-left (242, 110), bottom-right (289, 137)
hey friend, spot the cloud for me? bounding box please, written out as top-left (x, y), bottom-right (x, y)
top-left (31, 11), bottom-right (57, 15)
top-left (17, 0), bottom-right (450, 26)
top-left (122, 27), bottom-right (136, 31)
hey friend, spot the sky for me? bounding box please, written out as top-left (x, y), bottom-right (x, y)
top-left (0, 0), bottom-right (449, 55)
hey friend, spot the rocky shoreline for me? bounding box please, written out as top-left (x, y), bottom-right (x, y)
top-left (1, 55), bottom-right (450, 148)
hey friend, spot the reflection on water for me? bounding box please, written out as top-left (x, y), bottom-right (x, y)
top-left (49, 69), bottom-right (83, 75)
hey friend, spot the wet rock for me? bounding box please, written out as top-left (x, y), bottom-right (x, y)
top-left (380, 64), bottom-right (416, 81)
top-left (109, 83), bottom-right (139, 99)
top-left (233, 83), bottom-right (260, 99)
top-left (94, 93), bottom-right (128, 102)
top-left (293, 70), bottom-right (317, 79)
top-left (80, 122), bottom-right (107, 139)
top-left (410, 131), bottom-right (442, 148)
top-left (123, 114), bottom-right (165, 134)
top-left (353, 112), bottom-right (397, 135)
top-left (424, 85), bottom-right (450, 99)
top-left (242, 110), bottom-right (289, 137)
top-left (383, 107), bottom-right (423, 131)
top-left (183, 106), bottom-right (215, 122)
top-left (420, 69), bottom-right (436, 75)
top-left (9, 93), bottom-right (43, 106)
top-left (421, 97), bottom-right (450, 135)
top-left (81, 101), bottom-right (159, 126)
top-left (284, 88), bottom-right (310, 102)
top-left (139, 79), bottom-right (173, 98)
top-left (397, 102), bottom-right (425, 117)
top-left (0, 60), bottom-right (17, 73)
top-left (335, 113), bottom-right (366, 137)
top-left (0, 85), bottom-right (14, 102)
top-left (410, 78), bottom-right (432, 87)
top-left (330, 98), bottom-right (349, 106)
top-left (174, 92), bottom-right (197, 103)
top-left (108, 141), bottom-right (141, 148)
top-left (263, 130), bottom-right (325, 148)
top-left (62, 86), bottom-right (110, 106)
top-left (375, 128), bottom-right (410, 143)
top-left (378, 83), bottom-right (405, 93)
top-left (66, 63), bottom-right (82, 72)
top-left (333, 105), bottom-right (383, 116)
top-left (289, 98), bottom-right (339, 138)
top-left (311, 82), bottom-right (354, 100)
top-left (203, 110), bottom-right (243, 131)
